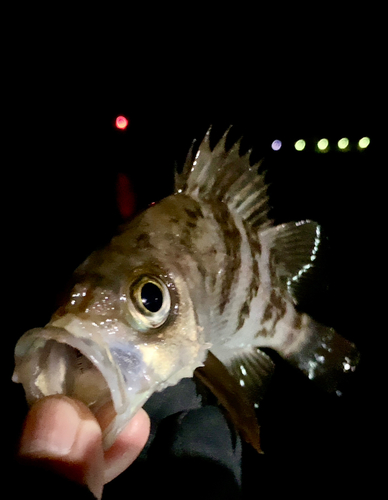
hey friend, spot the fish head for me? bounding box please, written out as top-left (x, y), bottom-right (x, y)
top-left (13, 200), bottom-right (210, 449)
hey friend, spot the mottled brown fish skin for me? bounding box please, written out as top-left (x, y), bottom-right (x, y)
top-left (208, 200), bottom-right (242, 314)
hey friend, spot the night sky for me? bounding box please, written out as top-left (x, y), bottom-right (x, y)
top-left (4, 12), bottom-right (381, 498)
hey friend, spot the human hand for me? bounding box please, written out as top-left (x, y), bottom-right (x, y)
top-left (18, 396), bottom-right (150, 499)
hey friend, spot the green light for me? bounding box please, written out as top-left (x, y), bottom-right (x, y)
top-left (338, 137), bottom-right (349, 150)
top-left (317, 138), bottom-right (329, 151)
top-left (295, 139), bottom-right (306, 151)
top-left (358, 137), bottom-right (370, 149)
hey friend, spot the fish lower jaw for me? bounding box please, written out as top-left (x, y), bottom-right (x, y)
top-left (13, 326), bottom-right (150, 449)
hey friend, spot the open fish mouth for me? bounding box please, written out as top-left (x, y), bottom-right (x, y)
top-left (13, 325), bottom-right (157, 449)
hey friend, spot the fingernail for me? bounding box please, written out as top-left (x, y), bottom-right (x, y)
top-left (19, 397), bottom-right (81, 457)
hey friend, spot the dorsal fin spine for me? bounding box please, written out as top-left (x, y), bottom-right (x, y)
top-left (230, 177), bottom-right (266, 210)
top-left (239, 194), bottom-right (270, 220)
top-left (184, 128), bottom-right (212, 193)
top-left (175, 127), bottom-right (272, 230)
top-left (175, 138), bottom-right (197, 193)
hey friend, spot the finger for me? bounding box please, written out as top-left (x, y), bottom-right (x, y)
top-left (18, 396), bottom-right (104, 499)
top-left (103, 408), bottom-right (150, 484)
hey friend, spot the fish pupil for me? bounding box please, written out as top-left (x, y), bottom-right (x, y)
top-left (141, 282), bottom-right (163, 313)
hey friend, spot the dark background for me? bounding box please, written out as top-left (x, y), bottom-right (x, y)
top-left (3, 9), bottom-right (382, 499)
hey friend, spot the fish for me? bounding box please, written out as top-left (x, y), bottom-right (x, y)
top-left (13, 127), bottom-right (359, 452)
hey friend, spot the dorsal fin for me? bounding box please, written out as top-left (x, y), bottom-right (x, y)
top-left (175, 127), bottom-right (273, 229)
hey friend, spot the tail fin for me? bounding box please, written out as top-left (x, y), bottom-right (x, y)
top-left (285, 317), bottom-right (360, 394)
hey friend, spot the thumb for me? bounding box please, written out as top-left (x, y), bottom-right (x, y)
top-left (18, 396), bottom-right (104, 499)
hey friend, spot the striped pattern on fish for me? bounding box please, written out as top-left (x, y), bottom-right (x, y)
top-left (13, 126), bottom-right (360, 455)
top-left (174, 127), bottom-right (358, 390)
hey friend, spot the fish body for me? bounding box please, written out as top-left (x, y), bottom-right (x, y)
top-left (13, 128), bottom-right (359, 450)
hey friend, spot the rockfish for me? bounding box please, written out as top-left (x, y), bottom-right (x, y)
top-left (13, 128), bottom-right (359, 451)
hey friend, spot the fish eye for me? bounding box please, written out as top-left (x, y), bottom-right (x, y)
top-left (140, 282), bottom-right (164, 313)
top-left (128, 275), bottom-right (171, 330)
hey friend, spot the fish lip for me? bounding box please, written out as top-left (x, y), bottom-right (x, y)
top-left (13, 323), bottom-right (156, 450)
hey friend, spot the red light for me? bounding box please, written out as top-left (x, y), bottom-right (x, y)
top-left (115, 115), bottom-right (129, 130)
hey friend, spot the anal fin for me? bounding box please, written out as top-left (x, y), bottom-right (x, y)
top-left (227, 347), bottom-right (276, 407)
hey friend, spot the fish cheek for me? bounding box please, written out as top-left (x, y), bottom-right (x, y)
top-left (137, 297), bottom-right (205, 385)
top-left (121, 267), bottom-right (207, 386)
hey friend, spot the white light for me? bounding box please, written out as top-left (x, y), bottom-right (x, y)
top-left (271, 139), bottom-right (282, 151)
